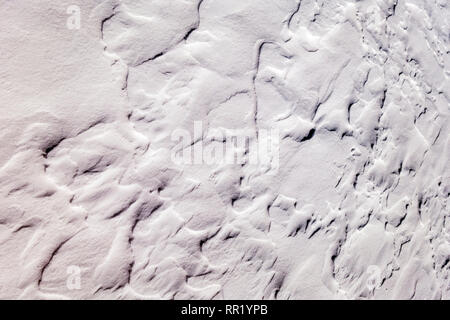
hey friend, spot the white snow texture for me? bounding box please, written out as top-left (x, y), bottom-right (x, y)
top-left (0, 0), bottom-right (449, 300)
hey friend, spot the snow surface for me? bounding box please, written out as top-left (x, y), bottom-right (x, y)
top-left (0, 0), bottom-right (449, 299)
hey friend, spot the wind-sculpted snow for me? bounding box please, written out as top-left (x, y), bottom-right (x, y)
top-left (0, 0), bottom-right (448, 299)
